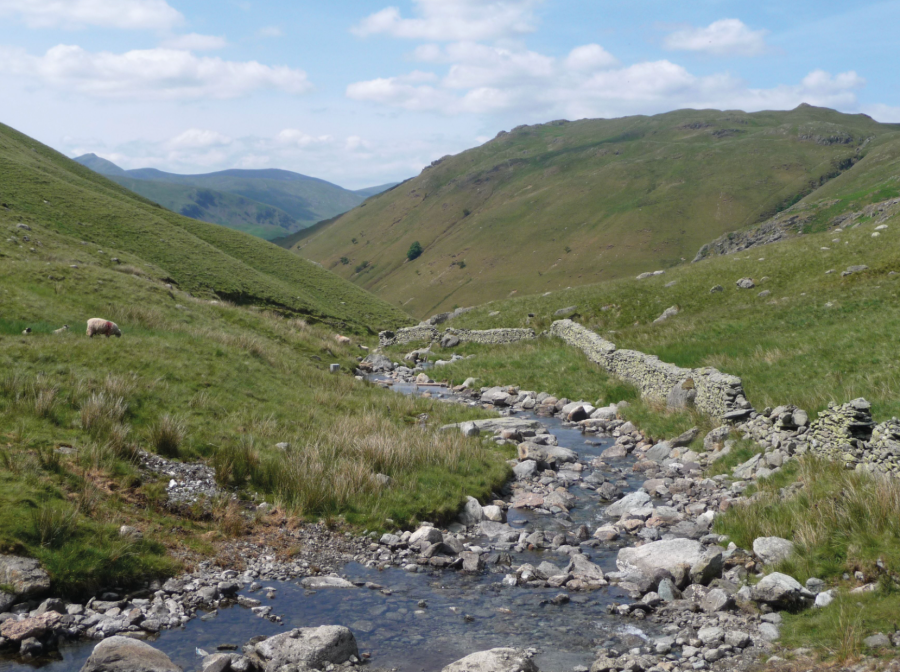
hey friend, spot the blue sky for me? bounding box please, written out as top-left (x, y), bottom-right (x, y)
top-left (0, 0), bottom-right (897, 188)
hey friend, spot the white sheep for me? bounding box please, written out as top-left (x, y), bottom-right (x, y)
top-left (53, 325), bottom-right (69, 334)
top-left (86, 318), bottom-right (122, 338)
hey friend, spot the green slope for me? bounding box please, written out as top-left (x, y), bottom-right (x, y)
top-left (294, 105), bottom-right (900, 318)
top-left (4, 124), bottom-right (412, 333)
top-left (0, 123), bottom-right (509, 596)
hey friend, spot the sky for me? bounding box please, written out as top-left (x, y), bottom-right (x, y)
top-left (0, 0), bottom-right (898, 189)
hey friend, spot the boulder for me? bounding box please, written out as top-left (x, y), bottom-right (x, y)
top-left (653, 306), bottom-right (679, 323)
top-left (710, 285), bottom-right (724, 293)
top-left (459, 497), bottom-right (484, 526)
top-left (689, 548), bottom-right (724, 585)
top-left (605, 491), bottom-right (651, 518)
top-left (256, 626), bottom-right (358, 669)
top-left (752, 537), bottom-right (795, 565)
top-left (736, 277), bottom-right (755, 289)
top-left (617, 538), bottom-right (704, 577)
top-left (362, 353), bottom-right (394, 372)
top-left (482, 505), bottom-right (506, 523)
top-left (565, 554), bottom-right (605, 582)
top-left (460, 421), bottom-right (480, 437)
top-left (80, 636), bottom-right (181, 672)
top-left (512, 460), bottom-right (538, 480)
top-left (1, 611), bottom-right (61, 642)
top-left (671, 427), bottom-right (700, 448)
top-left (0, 555), bottom-right (51, 609)
top-left (703, 426), bottom-right (731, 451)
top-left (751, 572), bottom-right (813, 609)
top-left (441, 334), bottom-right (461, 348)
top-left (442, 648), bottom-right (538, 672)
top-left (645, 441), bottom-right (672, 462)
top-left (410, 526), bottom-right (444, 545)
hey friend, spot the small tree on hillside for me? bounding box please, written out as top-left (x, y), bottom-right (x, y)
top-left (407, 241), bottom-right (423, 261)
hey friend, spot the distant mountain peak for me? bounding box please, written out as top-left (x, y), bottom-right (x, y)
top-left (74, 153), bottom-right (126, 177)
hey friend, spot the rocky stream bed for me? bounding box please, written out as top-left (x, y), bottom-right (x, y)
top-left (0, 355), bottom-right (860, 672)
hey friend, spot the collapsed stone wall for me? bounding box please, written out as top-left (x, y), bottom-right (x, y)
top-left (549, 319), bottom-right (750, 421)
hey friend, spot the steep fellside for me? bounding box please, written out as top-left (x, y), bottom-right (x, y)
top-left (293, 105), bottom-right (899, 318)
top-left (3, 123), bottom-right (411, 333)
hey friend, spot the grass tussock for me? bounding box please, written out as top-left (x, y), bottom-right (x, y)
top-left (148, 414), bottom-right (186, 458)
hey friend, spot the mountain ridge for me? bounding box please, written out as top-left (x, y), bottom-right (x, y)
top-left (291, 105), bottom-right (900, 317)
top-left (74, 154), bottom-right (399, 240)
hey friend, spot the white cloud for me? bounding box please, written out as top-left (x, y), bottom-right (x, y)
top-left (663, 19), bottom-right (768, 57)
top-left (276, 129), bottom-right (333, 147)
top-left (0, 45), bottom-right (312, 99)
top-left (862, 103), bottom-right (900, 123)
top-left (160, 33), bottom-right (228, 51)
top-left (256, 25), bottom-right (283, 38)
top-left (168, 128), bottom-right (232, 149)
top-left (565, 44), bottom-right (618, 71)
top-left (0, 0), bottom-right (183, 29)
top-left (351, 0), bottom-right (540, 42)
top-left (348, 37), bottom-right (866, 121)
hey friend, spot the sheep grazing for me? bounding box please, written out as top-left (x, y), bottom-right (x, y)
top-left (86, 318), bottom-right (122, 338)
top-left (21, 327), bottom-right (31, 335)
top-left (53, 325), bottom-right (69, 334)
top-left (334, 334), bottom-right (351, 345)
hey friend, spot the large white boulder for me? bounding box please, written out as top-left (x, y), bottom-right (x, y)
top-left (605, 491), bottom-right (651, 518)
top-left (616, 538), bottom-right (704, 576)
top-left (752, 537), bottom-right (795, 565)
top-left (256, 626), bottom-right (358, 670)
top-left (80, 636), bottom-right (181, 672)
top-left (442, 648), bottom-right (539, 672)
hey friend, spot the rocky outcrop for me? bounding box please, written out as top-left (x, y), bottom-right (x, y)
top-left (550, 320), bottom-right (750, 420)
top-left (80, 636), bottom-right (181, 672)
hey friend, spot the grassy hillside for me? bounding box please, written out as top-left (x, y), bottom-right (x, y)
top-left (108, 176), bottom-right (302, 240)
top-left (75, 155), bottom-right (385, 239)
top-left (0, 124), bottom-right (507, 597)
top-left (293, 105), bottom-right (900, 317)
top-left (1, 127), bottom-right (412, 333)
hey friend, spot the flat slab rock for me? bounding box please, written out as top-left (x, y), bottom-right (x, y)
top-left (616, 538), bottom-right (704, 576)
top-left (442, 648), bottom-right (539, 672)
top-left (80, 636), bottom-right (181, 672)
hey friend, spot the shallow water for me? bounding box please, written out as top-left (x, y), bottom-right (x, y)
top-left (3, 379), bottom-right (656, 672)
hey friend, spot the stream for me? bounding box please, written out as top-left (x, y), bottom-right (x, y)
top-left (2, 376), bottom-right (660, 672)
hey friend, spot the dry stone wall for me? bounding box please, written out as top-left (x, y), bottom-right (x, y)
top-left (549, 319), bottom-right (750, 421)
top-left (378, 326), bottom-right (439, 347)
top-left (378, 317), bottom-right (900, 476)
top-left (442, 327), bottom-right (536, 345)
top-left (378, 326), bottom-right (534, 348)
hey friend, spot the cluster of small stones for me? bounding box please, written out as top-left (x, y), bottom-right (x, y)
top-left (137, 449), bottom-right (225, 507)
